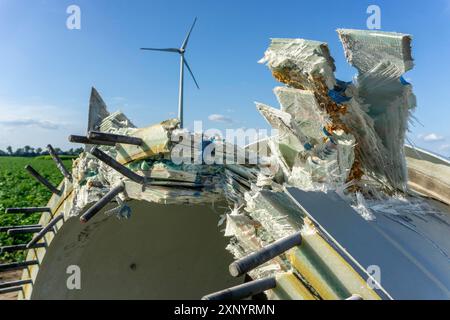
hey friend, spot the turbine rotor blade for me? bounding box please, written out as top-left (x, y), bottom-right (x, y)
top-left (140, 48), bottom-right (180, 53)
top-left (183, 58), bottom-right (200, 89)
top-left (181, 17), bottom-right (197, 50)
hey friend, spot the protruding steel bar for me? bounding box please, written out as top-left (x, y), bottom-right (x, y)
top-left (0, 286), bottom-right (23, 295)
top-left (47, 144), bottom-right (72, 180)
top-left (0, 224), bottom-right (41, 232)
top-left (5, 207), bottom-right (51, 214)
top-left (346, 294), bottom-right (363, 300)
top-left (68, 135), bottom-right (116, 146)
top-left (88, 131), bottom-right (143, 146)
top-left (27, 214), bottom-right (64, 248)
top-left (7, 227), bottom-right (43, 235)
top-left (80, 184), bottom-right (125, 223)
top-left (0, 279), bottom-right (32, 289)
top-left (202, 277), bottom-right (276, 300)
top-left (0, 243), bottom-right (46, 254)
top-left (25, 165), bottom-right (60, 195)
top-left (229, 231), bottom-right (302, 277)
top-left (0, 260), bottom-right (39, 272)
top-left (90, 147), bottom-right (146, 184)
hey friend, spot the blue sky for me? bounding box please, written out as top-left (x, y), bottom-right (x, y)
top-left (0, 0), bottom-right (449, 156)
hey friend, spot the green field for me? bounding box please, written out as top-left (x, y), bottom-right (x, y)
top-left (0, 157), bottom-right (73, 262)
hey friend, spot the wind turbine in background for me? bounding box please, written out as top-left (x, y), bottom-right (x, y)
top-left (141, 17), bottom-right (200, 129)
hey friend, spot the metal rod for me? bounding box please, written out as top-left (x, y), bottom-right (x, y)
top-left (90, 147), bottom-right (146, 184)
top-left (88, 131), bottom-right (143, 146)
top-left (346, 294), bottom-right (363, 300)
top-left (47, 144), bottom-right (72, 180)
top-left (0, 279), bottom-right (32, 289)
top-left (0, 224), bottom-right (41, 232)
top-left (80, 184), bottom-right (125, 223)
top-left (7, 227), bottom-right (43, 235)
top-left (5, 207), bottom-right (51, 214)
top-left (0, 286), bottom-right (23, 295)
top-left (229, 231), bottom-right (302, 277)
top-left (202, 276), bottom-right (276, 300)
top-left (25, 165), bottom-right (60, 195)
top-left (0, 243), bottom-right (46, 254)
top-left (68, 134), bottom-right (116, 146)
top-left (0, 260), bottom-right (39, 272)
top-left (27, 214), bottom-right (64, 248)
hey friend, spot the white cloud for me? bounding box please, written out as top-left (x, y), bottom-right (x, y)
top-left (0, 118), bottom-right (59, 130)
top-left (0, 100), bottom-right (84, 150)
top-left (439, 144), bottom-right (450, 152)
top-left (208, 114), bottom-right (234, 124)
top-left (418, 133), bottom-right (445, 142)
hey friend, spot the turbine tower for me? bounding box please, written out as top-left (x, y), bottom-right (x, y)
top-left (141, 18), bottom-right (200, 129)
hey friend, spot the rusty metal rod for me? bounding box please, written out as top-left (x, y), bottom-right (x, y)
top-left (68, 134), bottom-right (116, 146)
top-left (0, 279), bottom-right (32, 289)
top-left (0, 243), bottom-right (46, 254)
top-left (27, 214), bottom-right (64, 248)
top-left (0, 224), bottom-right (41, 232)
top-left (7, 227), bottom-right (43, 235)
top-left (202, 276), bottom-right (276, 300)
top-left (229, 231), bottom-right (302, 277)
top-left (47, 144), bottom-right (72, 180)
top-left (25, 165), bottom-right (60, 195)
top-left (0, 260), bottom-right (39, 272)
top-left (5, 207), bottom-right (51, 214)
top-left (0, 286), bottom-right (23, 295)
top-left (90, 147), bottom-right (146, 184)
top-left (88, 131), bottom-right (143, 146)
top-left (80, 184), bottom-right (125, 223)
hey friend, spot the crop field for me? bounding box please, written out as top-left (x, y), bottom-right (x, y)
top-left (0, 157), bottom-right (73, 263)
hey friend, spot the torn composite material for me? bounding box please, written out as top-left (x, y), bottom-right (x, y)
top-left (20, 29), bottom-right (450, 300)
top-left (224, 29), bottom-right (449, 300)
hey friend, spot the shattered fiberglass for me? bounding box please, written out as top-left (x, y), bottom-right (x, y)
top-left (40, 29), bottom-right (449, 300)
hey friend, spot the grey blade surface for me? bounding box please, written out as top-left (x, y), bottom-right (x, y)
top-left (286, 187), bottom-right (450, 300)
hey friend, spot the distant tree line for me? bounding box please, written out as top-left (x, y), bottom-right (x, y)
top-left (0, 146), bottom-right (83, 157)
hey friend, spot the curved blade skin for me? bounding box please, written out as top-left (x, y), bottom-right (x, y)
top-left (183, 58), bottom-right (200, 89)
top-left (181, 17), bottom-right (197, 50)
top-left (140, 48), bottom-right (180, 53)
